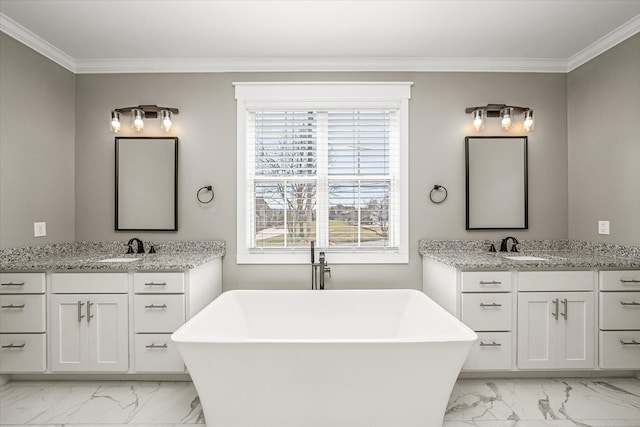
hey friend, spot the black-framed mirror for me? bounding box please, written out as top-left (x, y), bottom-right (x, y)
top-left (115, 137), bottom-right (178, 231)
top-left (465, 136), bottom-right (528, 230)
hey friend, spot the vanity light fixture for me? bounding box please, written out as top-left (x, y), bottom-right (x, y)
top-left (472, 109), bottom-right (485, 131)
top-left (523, 109), bottom-right (534, 132)
top-left (160, 110), bottom-right (173, 132)
top-left (110, 111), bottom-right (122, 133)
top-left (465, 104), bottom-right (534, 132)
top-left (109, 105), bottom-right (179, 133)
top-left (500, 107), bottom-right (513, 130)
top-left (132, 108), bottom-right (145, 132)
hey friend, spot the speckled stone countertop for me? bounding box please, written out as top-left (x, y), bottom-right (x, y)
top-left (0, 240), bottom-right (225, 272)
top-left (418, 239), bottom-right (640, 270)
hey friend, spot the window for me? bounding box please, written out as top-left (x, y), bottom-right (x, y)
top-left (235, 82), bottom-right (412, 264)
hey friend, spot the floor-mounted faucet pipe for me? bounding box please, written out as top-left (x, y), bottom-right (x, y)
top-left (310, 241), bottom-right (331, 290)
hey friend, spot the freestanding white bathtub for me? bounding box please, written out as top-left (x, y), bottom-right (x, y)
top-left (172, 289), bottom-right (477, 427)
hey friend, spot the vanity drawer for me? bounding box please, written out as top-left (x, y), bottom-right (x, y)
top-left (599, 331), bottom-right (640, 369)
top-left (0, 273), bottom-right (45, 294)
top-left (463, 332), bottom-right (512, 370)
top-left (599, 270), bottom-right (640, 291)
top-left (599, 292), bottom-right (640, 330)
top-left (134, 333), bottom-right (184, 372)
top-left (518, 271), bottom-right (593, 292)
top-left (134, 294), bottom-right (185, 333)
top-left (0, 333), bottom-right (46, 372)
top-left (51, 273), bottom-right (128, 293)
top-left (134, 272), bottom-right (185, 293)
top-left (461, 293), bottom-right (512, 331)
top-left (0, 295), bottom-right (46, 333)
top-left (461, 271), bottom-right (511, 292)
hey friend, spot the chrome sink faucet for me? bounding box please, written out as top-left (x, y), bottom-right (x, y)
top-left (310, 241), bottom-right (331, 290)
top-left (499, 236), bottom-right (519, 253)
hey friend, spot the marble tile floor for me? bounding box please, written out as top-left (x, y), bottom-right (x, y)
top-left (1, 377), bottom-right (639, 427)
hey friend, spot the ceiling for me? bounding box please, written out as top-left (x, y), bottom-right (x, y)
top-left (1, 0), bottom-right (639, 73)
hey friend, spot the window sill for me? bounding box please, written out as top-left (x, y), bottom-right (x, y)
top-left (237, 250), bottom-right (408, 265)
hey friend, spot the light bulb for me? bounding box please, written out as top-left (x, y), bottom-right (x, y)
top-left (110, 111), bottom-right (121, 133)
top-left (500, 107), bottom-right (513, 130)
top-left (523, 109), bottom-right (534, 132)
top-left (132, 108), bottom-right (145, 132)
top-left (472, 109), bottom-right (484, 131)
top-left (161, 110), bottom-right (172, 132)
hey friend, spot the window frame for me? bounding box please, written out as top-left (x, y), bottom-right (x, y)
top-left (234, 82), bottom-right (412, 264)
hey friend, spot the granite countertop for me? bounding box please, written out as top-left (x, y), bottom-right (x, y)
top-left (0, 240), bottom-right (225, 272)
top-left (419, 239), bottom-right (640, 270)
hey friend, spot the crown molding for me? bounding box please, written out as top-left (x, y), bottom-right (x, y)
top-left (0, 13), bottom-right (75, 73)
top-left (2, 10), bottom-right (638, 75)
top-left (568, 14), bottom-right (640, 72)
top-left (74, 56), bottom-right (568, 74)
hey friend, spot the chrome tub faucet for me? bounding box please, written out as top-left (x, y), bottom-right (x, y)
top-left (311, 241), bottom-right (331, 290)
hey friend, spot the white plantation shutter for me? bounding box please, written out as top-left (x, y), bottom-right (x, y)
top-left (235, 82), bottom-right (411, 264)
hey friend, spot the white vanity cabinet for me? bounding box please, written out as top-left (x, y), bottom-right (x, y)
top-left (1, 248), bottom-right (223, 377)
top-left (0, 273), bottom-right (47, 372)
top-left (517, 271), bottom-right (595, 370)
top-left (50, 273), bottom-right (129, 372)
top-left (460, 271), bottom-right (513, 371)
top-left (131, 261), bottom-right (222, 373)
top-left (598, 270), bottom-right (640, 369)
top-left (133, 272), bottom-right (186, 372)
top-left (421, 261), bottom-right (514, 371)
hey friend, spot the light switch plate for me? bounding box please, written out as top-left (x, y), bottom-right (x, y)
top-left (34, 222), bottom-right (46, 237)
top-left (598, 220), bottom-right (610, 235)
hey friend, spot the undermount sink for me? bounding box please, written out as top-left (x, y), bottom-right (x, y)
top-left (502, 255), bottom-right (548, 261)
top-left (98, 257), bottom-right (142, 263)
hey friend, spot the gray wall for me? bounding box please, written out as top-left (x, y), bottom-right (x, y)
top-left (0, 33), bottom-right (76, 249)
top-left (75, 72), bottom-right (568, 290)
top-left (567, 34), bottom-right (640, 246)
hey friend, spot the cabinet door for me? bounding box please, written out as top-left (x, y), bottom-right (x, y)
top-left (51, 295), bottom-right (90, 371)
top-left (87, 294), bottom-right (128, 372)
top-left (556, 292), bottom-right (594, 369)
top-left (517, 293), bottom-right (557, 369)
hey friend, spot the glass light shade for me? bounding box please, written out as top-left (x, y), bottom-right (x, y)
top-left (472, 109), bottom-right (484, 131)
top-left (110, 111), bottom-right (121, 133)
top-left (523, 109), bottom-right (534, 132)
top-left (132, 108), bottom-right (145, 132)
top-left (500, 107), bottom-right (513, 130)
top-left (161, 110), bottom-right (172, 132)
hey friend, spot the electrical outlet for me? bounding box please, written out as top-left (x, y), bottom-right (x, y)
top-left (598, 220), bottom-right (610, 235)
top-left (34, 222), bottom-right (46, 237)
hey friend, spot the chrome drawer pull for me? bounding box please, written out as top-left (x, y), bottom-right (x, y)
top-left (551, 298), bottom-right (559, 320)
top-left (1, 282), bottom-right (25, 287)
top-left (145, 343), bottom-right (168, 349)
top-left (87, 301), bottom-right (94, 323)
top-left (77, 301), bottom-right (85, 323)
top-left (479, 281), bottom-right (502, 285)
top-left (479, 302), bottom-right (502, 308)
top-left (479, 341), bottom-right (501, 347)
top-left (561, 298), bottom-right (568, 320)
top-left (1, 304), bottom-right (26, 309)
top-left (144, 282), bottom-right (167, 286)
top-left (620, 339), bottom-right (640, 345)
top-left (620, 279), bottom-right (640, 283)
top-left (1, 343), bottom-right (26, 349)
top-left (620, 301), bottom-right (640, 306)
top-left (145, 304), bottom-right (168, 309)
